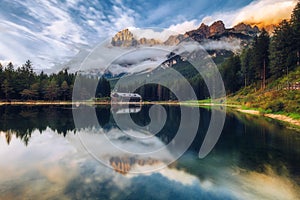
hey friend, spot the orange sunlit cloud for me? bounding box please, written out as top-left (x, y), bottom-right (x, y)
top-left (202, 0), bottom-right (297, 29)
top-left (234, 0), bottom-right (297, 28)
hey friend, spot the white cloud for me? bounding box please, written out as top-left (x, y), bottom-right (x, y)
top-left (0, 0), bottom-right (139, 71)
top-left (0, 0), bottom-right (89, 70)
top-left (25, 0), bottom-right (86, 45)
top-left (109, 5), bottom-right (137, 34)
top-left (0, 19), bottom-right (77, 70)
top-left (167, 20), bottom-right (199, 34)
top-left (130, 20), bottom-right (199, 42)
top-left (130, 28), bottom-right (171, 41)
top-left (202, 38), bottom-right (242, 53)
top-left (201, 0), bottom-right (297, 28)
top-left (65, 0), bottom-right (81, 8)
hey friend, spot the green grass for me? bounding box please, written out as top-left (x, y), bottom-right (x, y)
top-left (190, 99), bottom-right (212, 104)
top-left (227, 66), bottom-right (300, 120)
top-left (285, 113), bottom-right (300, 120)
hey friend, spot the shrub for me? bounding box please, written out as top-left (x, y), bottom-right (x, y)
top-left (266, 100), bottom-right (285, 112)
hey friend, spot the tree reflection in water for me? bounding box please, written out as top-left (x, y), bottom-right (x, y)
top-left (0, 105), bottom-right (77, 145)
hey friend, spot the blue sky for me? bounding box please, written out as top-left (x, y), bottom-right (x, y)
top-left (0, 0), bottom-right (297, 71)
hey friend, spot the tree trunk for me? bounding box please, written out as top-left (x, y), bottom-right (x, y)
top-left (263, 59), bottom-right (266, 90)
top-left (297, 50), bottom-right (300, 66)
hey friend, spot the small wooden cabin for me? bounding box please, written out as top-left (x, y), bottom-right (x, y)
top-left (111, 92), bottom-right (142, 103)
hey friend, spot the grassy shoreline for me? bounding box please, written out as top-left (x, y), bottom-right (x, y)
top-left (1, 100), bottom-right (299, 128)
top-left (236, 108), bottom-right (300, 127)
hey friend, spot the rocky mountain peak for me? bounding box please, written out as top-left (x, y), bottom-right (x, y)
top-left (111, 29), bottom-right (162, 47)
top-left (233, 23), bottom-right (251, 32)
top-left (111, 29), bottom-right (138, 47)
top-left (232, 23), bottom-right (259, 35)
top-left (197, 23), bottom-right (210, 36)
top-left (184, 22), bottom-right (209, 40)
top-left (139, 38), bottom-right (162, 46)
top-left (185, 20), bottom-right (227, 39)
top-left (199, 23), bottom-right (209, 29)
top-left (209, 20), bottom-right (226, 36)
top-left (184, 20), bottom-right (261, 43)
top-left (111, 20), bottom-right (260, 48)
top-left (164, 34), bottom-right (187, 46)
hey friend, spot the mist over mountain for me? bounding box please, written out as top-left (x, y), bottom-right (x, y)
top-left (60, 20), bottom-right (262, 76)
top-left (98, 20), bottom-right (260, 78)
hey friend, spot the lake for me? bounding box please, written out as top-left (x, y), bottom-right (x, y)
top-left (0, 105), bottom-right (299, 200)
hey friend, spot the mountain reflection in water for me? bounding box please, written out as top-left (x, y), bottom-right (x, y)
top-left (0, 105), bottom-right (299, 200)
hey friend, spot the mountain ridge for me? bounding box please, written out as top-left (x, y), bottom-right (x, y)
top-left (111, 20), bottom-right (261, 47)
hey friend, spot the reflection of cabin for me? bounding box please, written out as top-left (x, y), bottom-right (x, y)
top-left (111, 92), bottom-right (142, 103)
top-left (111, 105), bottom-right (142, 114)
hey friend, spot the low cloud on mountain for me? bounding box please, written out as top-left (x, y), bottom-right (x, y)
top-left (202, 38), bottom-right (242, 53)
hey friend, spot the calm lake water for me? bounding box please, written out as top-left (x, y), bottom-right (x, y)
top-left (0, 105), bottom-right (299, 200)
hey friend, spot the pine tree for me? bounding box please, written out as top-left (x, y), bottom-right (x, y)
top-left (0, 63), bottom-right (3, 98)
top-left (95, 77), bottom-right (111, 98)
top-left (221, 55), bottom-right (242, 93)
top-left (290, 1), bottom-right (300, 66)
top-left (60, 81), bottom-right (69, 100)
top-left (240, 48), bottom-right (255, 87)
top-left (24, 60), bottom-right (33, 74)
top-left (256, 29), bottom-right (270, 89)
top-left (6, 62), bottom-right (14, 72)
top-left (45, 79), bottom-right (59, 100)
top-left (2, 79), bottom-right (13, 100)
top-left (269, 20), bottom-right (294, 78)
